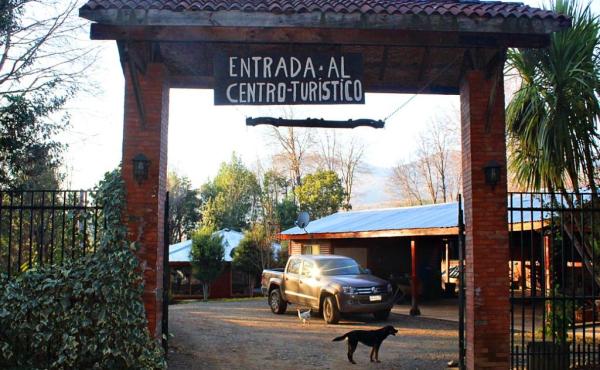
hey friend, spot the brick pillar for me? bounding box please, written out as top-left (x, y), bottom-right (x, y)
top-left (122, 63), bottom-right (169, 338)
top-left (460, 67), bottom-right (509, 369)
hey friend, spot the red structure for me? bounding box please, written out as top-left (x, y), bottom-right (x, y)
top-left (460, 67), bottom-right (510, 367)
top-left (169, 262), bottom-right (233, 299)
top-left (122, 63), bottom-right (169, 337)
top-left (80, 1), bottom-right (569, 368)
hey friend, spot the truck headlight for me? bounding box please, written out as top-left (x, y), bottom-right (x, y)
top-left (342, 286), bottom-right (357, 294)
top-left (387, 283), bottom-right (393, 293)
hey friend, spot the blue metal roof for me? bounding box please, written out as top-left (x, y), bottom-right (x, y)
top-left (281, 193), bottom-right (584, 236)
top-left (282, 202), bottom-right (460, 235)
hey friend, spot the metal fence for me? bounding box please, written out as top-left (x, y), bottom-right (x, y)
top-left (457, 194), bottom-right (466, 370)
top-left (509, 192), bottom-right (600, 369)
top-left (0, 190), bottom-right (104, 278)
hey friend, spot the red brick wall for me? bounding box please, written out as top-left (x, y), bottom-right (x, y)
top-left (122, 63), bottom-right (169, 338)
top-left (460, 67), bottom-right (509, 369)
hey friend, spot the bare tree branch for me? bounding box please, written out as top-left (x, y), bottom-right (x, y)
top-left (268, 108), bottom-right (314, 188)
top-left (0, 0), bottom-right (98, 98)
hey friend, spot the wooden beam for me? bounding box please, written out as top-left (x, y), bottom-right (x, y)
top-left (246, 117), bottom-right (385, 129)
top-left (378, 46), bottom-right (388, 81)
top-left (417, 47), bottom-right (431, 82)
top-left (280, 220), bottom-right (546, 240)
top-left (126, 56), bottom-right (147, 128)
top-left (278, 227), bottom-right (460, 240)
top-left (90, 24), bottom-right (551, 49)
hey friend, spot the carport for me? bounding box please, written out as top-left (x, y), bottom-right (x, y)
top-left (280, 202), bottom-right (461, 314)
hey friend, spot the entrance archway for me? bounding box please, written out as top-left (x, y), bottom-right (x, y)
top-left (80, 2), bottom-right (569, 368)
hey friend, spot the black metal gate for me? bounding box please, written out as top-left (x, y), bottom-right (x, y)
top-left (162, 192), bottom-right (170, 353)
top-left (0, 190), bottom-right (104, 278)
top-left (457, 194), bottom-right (466, 370)
top-left (509, 192), bottom-right (600, 369)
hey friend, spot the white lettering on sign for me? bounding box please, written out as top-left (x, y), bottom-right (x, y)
top-left (217, 54), bottom-right (364, 105)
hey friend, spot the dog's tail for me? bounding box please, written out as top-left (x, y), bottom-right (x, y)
top-left (332, 333), bottom-right (348, 342)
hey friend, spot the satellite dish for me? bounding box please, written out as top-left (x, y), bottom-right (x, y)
top-left (295, 211), bottom-right (310, 230)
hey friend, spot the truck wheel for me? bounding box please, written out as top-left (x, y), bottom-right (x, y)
top-left (373, 309), bottom-right (391, 321)
top-left (269, 289), bottom-right (287, 314)
top-left (323, 296), bottom-right (340, 324)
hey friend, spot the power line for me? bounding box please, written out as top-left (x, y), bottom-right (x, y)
top-left (383, 54), bottom-right (462, 123)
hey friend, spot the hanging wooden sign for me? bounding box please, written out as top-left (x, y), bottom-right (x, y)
top-left (214, 53), bottom-right (364, 105)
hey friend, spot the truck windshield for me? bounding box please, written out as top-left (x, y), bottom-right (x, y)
top-left (318, 258), bottom-right (362, 276)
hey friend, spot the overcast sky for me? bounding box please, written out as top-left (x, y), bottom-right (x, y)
top-left (60, 0), bottom-right (599, 207)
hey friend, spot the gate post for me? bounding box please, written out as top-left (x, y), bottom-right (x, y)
top-left (122, 62), bottom-right (170, 339)
top-left (459, 52), bottom-right (509, 369)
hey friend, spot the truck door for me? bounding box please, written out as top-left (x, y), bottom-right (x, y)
top-left (283, 257), bottom-right (302, 304)
top-left (299, 259), bottom-right (320, 309)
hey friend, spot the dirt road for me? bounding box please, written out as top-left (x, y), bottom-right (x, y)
top-left (167, 298), bottom-right (457, 370)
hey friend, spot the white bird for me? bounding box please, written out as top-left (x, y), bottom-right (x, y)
top-left (297, 308), bottom-right (311, 325)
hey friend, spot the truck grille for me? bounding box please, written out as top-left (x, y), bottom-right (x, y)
top-left (357, 294), bottom-right (391, 304)
top-left (355, 286), bottom-right (386, 295)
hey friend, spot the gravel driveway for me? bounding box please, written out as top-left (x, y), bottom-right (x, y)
top-left (167, 298), bottom-right (457, 370)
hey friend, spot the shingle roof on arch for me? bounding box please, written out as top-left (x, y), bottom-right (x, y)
top-left (81, 0), bottom-right (569, 21)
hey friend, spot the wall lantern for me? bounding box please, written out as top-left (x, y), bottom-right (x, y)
top-left (132, 153), bottom-right (150, 184)
top-left (484, 160), bottom-right (501, 189)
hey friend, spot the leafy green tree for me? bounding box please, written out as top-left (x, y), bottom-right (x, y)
top-left (190, 227), bottom-right (225, 301)
top-left (276, 197), bottom-right (298, 231)
top-left (0, 92), bottom-right (66, 189)
top-left (232, 224), bottom-right (272, 296)
top-left (506, 0), bottom-right (600, 194)
top-left (200, 154), bottom-right (260, 230)
top-left (167, 171), bottom-right (201, 244)
top-left (294, 170), bottom-right (345, 219)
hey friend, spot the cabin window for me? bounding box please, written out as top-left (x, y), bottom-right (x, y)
top-left (302, 244), bottom-right (320, 255)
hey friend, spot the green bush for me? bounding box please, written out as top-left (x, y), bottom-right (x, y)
top-left (0, 168), bottom-right (166, 369)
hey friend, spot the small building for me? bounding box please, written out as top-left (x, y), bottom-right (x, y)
top-left (279, 197), bottom-right (557, 302)
top-left (168, 228), bottom-right (281, 299)
top-left (280, 202), bottom-right (461, 300)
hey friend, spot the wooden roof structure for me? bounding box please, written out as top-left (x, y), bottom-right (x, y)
top-left (80, 0), bottom-right (569, 94)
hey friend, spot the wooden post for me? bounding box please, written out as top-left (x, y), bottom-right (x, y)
top-left (410, 239), bottom-right (421, 316)
top-left (445, 240), bottom-right (450, 284)
top-left (544, 235), bottom-right (552, 316)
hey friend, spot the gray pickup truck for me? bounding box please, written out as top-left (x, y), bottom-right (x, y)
top-left (261, 255), bottom-right (394, 324)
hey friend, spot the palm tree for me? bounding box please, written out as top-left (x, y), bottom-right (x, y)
top-left (506, 0), bottom-right (600, 195)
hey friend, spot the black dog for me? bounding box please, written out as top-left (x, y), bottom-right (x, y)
top-left (332, 325), bottom-right (398, 364)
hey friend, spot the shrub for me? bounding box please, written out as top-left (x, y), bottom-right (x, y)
top-left (190, 227), bottom-right (224, 301)
top-left (0, 168), bottom-right (166, 369)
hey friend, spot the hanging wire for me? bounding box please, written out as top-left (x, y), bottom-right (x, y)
top-left (382, 54), bottom-right (463, 123)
